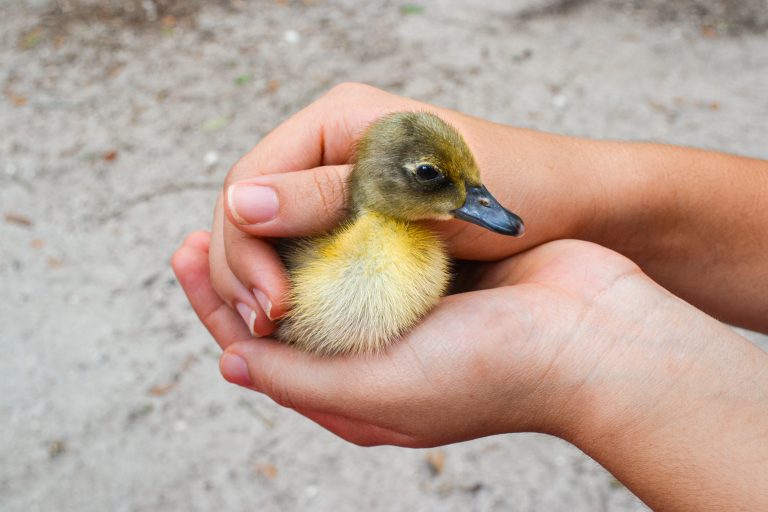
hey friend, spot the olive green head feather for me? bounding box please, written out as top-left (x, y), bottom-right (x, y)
top-left (350, 111), bottom-right (524, 237)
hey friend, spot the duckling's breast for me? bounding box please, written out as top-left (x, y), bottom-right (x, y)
top-left (278, 212), bottom-right (449, 355)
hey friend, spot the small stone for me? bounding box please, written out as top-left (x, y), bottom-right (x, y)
top-left (425, 449), bottom-right (446, 476)
top-left (552, 94), bottom-right (568, 109)
top-left (49, 439), bottom-right (66, 458)
top-left (204, 151), bottom-right (219, 166)
top-left (4, 212), bottom-right (33, 227)
top-left (254, 463), bottom-right (278, 479)
top-left (283, 30), bottom-right (300, 44)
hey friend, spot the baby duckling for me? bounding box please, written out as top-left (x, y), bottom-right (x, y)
top-left (278, 112), bottom-right (524, 356)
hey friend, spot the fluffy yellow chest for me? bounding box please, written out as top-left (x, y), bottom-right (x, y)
top-left (278, 212), bottom-right (449, 355)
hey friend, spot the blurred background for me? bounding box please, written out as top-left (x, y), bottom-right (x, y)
top-left (2, 1), bottom-right (767, 510)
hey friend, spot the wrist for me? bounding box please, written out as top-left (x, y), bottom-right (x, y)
top-left (573, 139), bottom-right (666, 249)
top-left (559, 283), bottom-right (768, 508)
top-left (563, 283), bottom-right (715, 442)
top-left (491, 128), bottom-right (617, 248)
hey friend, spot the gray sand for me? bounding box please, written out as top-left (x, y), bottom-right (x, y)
top-left (2, 1), bottom-right (767, 510)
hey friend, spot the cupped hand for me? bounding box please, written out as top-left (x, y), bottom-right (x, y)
top-left (207, 83), bottom-right (613, 337)
top-left (174, 232), bottom-right (663, 448)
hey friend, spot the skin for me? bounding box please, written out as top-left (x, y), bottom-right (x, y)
top-left (172, 83), bottom-right (768, 510)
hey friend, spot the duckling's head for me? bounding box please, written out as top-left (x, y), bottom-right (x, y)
top-left (350, 111), bottom-right (524, 236)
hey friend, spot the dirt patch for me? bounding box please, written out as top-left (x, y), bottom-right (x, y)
top-left (34, 0), bottom-right (239, 32)
top-left (516, 0), bottom-right (768, 34)
top-left (516, 0), bottom-right (599, 22)
top-left (620, 0), bottom-right (768, 35)
top-left (3, 1), bottom-right (767, 511)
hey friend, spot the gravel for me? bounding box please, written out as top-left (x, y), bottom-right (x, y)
top-left (2, 1), bottom-right (766, 510)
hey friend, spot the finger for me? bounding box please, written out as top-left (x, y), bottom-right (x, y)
top-left (224, 164), bottom-right (350, 238)
top-left (217, 343), bottom-right (416, 447)
top-left (171, 231), bottom-right (251, 349)
top-left (209, 196), bottom-right (277, 336)
top-left (218, 292), bottom-right (496, 422)
top-left (221, 338), bottom-right (359, 412)
top-left (221, 225), bottom-right (291, 321)
top-left (220, 290), bottom-right (542, 450)
top-left (181, 230), bottom-right (211, 252)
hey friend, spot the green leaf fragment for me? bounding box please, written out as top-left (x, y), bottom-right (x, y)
top-left (201, 116), bottom-right (230, 132)
top-left (235, 74), bottom-right (253, 86)
top-left (400, 4), bottom-right (424, 15)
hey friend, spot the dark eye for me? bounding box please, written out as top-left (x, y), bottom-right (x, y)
top-left (415, 164), bottom-right (441, 182)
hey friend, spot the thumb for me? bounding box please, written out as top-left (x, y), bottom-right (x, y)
top-left (220, 338), bottom-right (360, 413)
top-left (224, 164), bottom-right (350, 238)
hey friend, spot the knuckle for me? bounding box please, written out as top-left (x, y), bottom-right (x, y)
top-left (326, 82), bottom-right (379, 102)
top-left (311, 167), bottom-right (346, 219)
top-left (327, 81), bottom-right (363, 97)
top-left (261, 375), bottom-right (297, 410)
top-left (182, 230), bottom-right (206, 248)
top-left (250, 355), bottom-right (299, 410)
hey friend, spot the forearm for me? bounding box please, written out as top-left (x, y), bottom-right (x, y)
top-left (482, 124), bottom-right (766, 331)
top-left (587, 142), bottom-right (768, 332)
top-left (566, 288), bottom-right (768, 511)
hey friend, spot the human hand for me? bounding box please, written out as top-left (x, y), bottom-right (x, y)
top-left (176, 232), bottom-right (655, 446)
top-left (206, 83), bottom-right (618, 336)
top-left (173, 232), bottom-right (768, 510)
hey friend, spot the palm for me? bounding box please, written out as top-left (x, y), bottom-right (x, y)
top-left (323, 240), bottom-right (640, 444)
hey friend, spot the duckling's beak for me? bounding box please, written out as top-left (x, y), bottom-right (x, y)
top-left (452, 185), bottom-right (525, 237)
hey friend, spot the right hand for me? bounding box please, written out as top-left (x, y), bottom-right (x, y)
top-left (207, 83), bottom-right (614, 336)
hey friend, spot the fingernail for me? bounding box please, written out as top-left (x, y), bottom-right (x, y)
top-left (235, 302), bottom-right (261, 337)
top-left (227, 184), bottom-right (279, 224)
top-left (253, 288), bottom-right (275, 321)
top-left (220, 353), bottom-right (252, 387)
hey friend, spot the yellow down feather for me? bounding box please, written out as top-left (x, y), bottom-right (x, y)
top-left (277, 211), bottom-right (449, 356)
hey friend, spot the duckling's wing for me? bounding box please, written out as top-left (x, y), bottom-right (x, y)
top-left (275, 237), bottom-right (315, 271)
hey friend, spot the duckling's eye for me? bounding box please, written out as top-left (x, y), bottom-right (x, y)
top-left (415, 164), bottom-right (442, 182)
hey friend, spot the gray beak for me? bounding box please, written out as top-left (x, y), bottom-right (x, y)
top-left (452, 185), bottom-right (525, 237)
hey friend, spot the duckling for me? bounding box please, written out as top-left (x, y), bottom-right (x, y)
top-left (277, 111), bottom-right (524, 356)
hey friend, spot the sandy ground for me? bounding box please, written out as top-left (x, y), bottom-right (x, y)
top-left (2, 1), bottom-right (767, 511)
